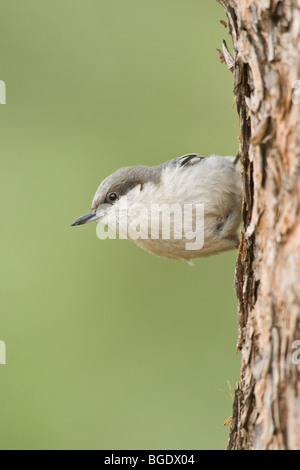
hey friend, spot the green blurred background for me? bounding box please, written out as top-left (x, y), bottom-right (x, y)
top-left (0, 0), bottom-right (240, 450)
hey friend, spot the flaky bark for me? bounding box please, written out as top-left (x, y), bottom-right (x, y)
top-left (217, 0), bottom-right (300, 450)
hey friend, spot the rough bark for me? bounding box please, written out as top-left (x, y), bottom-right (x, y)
top-left (217, 0), bottom-right (300, 450)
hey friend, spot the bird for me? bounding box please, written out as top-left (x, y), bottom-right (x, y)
top-left (71, 154), bottom-right (242, 261)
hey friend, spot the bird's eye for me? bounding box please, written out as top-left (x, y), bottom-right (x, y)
top-left (107, 192), bottom-right (118, 203)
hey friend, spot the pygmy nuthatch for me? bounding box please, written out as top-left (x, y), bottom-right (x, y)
top-left (71, 154), bottom-right (242, 260)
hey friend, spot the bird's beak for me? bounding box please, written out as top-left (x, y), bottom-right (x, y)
top-left (71, 205), bottom-right (110, 227)
top-left (71, 210), bottom-right (98, 226)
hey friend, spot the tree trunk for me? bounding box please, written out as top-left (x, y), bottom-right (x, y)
top-left (217, 0), bottom-right (300, 450)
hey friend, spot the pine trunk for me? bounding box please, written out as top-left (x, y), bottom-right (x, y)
top-left (218, 0), bottom-right (300, 450)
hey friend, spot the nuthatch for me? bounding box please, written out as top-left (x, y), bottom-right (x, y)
top-left (71, 154), bottom-right (242, 260)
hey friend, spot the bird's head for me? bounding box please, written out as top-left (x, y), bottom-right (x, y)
top-left (71, 165), bottom-right (161, 228)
